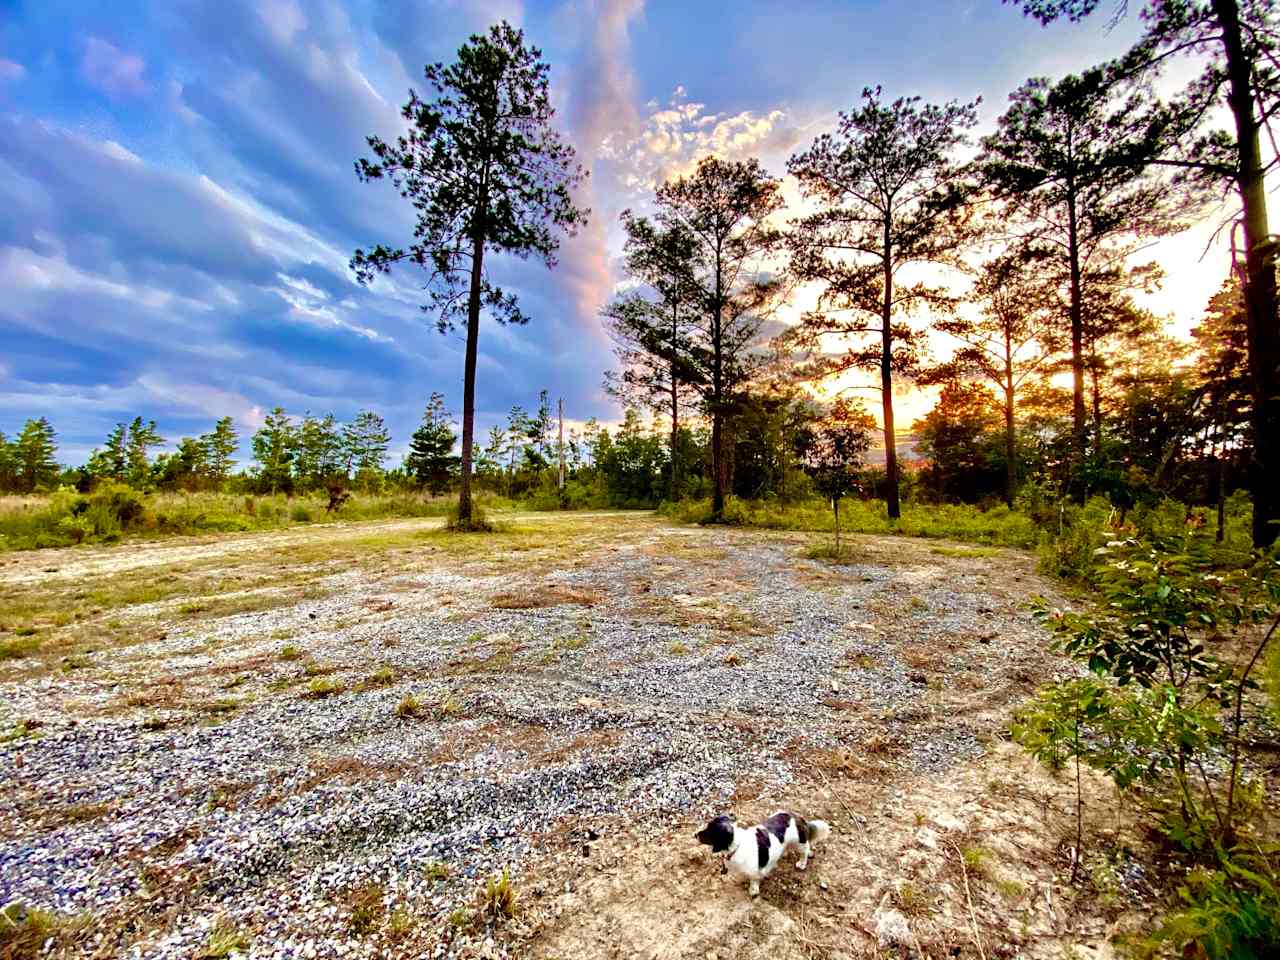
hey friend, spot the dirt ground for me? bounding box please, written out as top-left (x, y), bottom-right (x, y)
top-left (0, 513), bottom-right (1152, 959)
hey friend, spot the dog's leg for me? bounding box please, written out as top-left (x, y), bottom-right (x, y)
top-left (749, 878), bottom-right (760, 897)
top-left (795, 842), bottom-right (810, 870)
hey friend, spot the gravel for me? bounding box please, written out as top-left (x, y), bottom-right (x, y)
top-left (0, 525), bottom-right (1053, 958)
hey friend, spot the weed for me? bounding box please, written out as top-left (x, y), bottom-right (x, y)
top-left (303, 661), bottom-right (333, 677)
top-left (482, 868), bottom-right (519, 922)
top-left (961, 844), bottom-right (992, 878)
top-left (278, 644), bottom-right (302, 662)
top-left (424, 861), bottom-right (451, 883)
top-left (437, 693), bottom-right (465, 719)
top-left (723, 652), bottom-right (742, 667)
top-left (360, 665), bottom-right (397, 689)
top-left (305, 677), bottom-right (343, 699)
top-left (929, 545), bottom-right (1001, 558)
top-left (0, 903), bottom-right (77, 957)
top-left (0, 720), bottom-right (42, 743)
top-left (996, 878), bottom-right (1026, 899)
top-left (200, 919), bottom-right (250, 958)
top-left (541, 634), bottom-right (590, 663)
top-left (668, 640), bottom-right (690, 657)
top-left (395, 693), bottom-right (424, 719)
top-left (894, 880), bottom-right (933, 917)
top-left (384, 907), bottom-right (415, 943)
top-left (345, 882), bottom-right (385, 936)
top-left (201, 698), bottom-right (239, 716)
top-left (0, 635), bottom-right (40, 660)
top-left (447, 906), bottom-right (472, 930)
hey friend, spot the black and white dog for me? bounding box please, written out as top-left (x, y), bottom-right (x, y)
top-left (695, 811), bottom-right (831, 897)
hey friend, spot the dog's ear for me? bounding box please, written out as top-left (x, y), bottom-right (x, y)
top-left (695, 815), bottom-right (735, 853)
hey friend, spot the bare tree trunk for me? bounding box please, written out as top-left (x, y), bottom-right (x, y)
top-left (457, 230), bottom-right (485, 527)
top-left (834, 497), bottom-right (841, 556)
top-left (1212, 0), bottom-right (1280, 549)
top-left (881, 226), bottom-right (901, 520)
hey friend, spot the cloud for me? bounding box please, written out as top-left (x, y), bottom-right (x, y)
top-left (554, 0), bottom-right (645, 335)
top-left (0, 59), bottom-right (25, 82)
top-left (606, 88), bottom-right (798, 194)
top-left (80, 37), bottom-right (148, 98)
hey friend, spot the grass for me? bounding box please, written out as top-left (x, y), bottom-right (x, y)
top-left (395, 692), bottom-right (424, 718)
top-left (960, 844), bottom-right (993, 878)
top-left (359, 665), bottom-right (397, 689)
top-left (0, 903), bottom-right (84, 958)
top-left (304, 676), bottom-right (343, 699)
top-left (345, 882), bottom-right (386, 936)
top-left (0, 489), bottom-right (524, 553)
top-left (803, 541), bottom-right (859, 563)
top-left (482, 868), bottom-right (519, 922)
top-left (0, 635), bottom-right (41, 660)
top-left (894, 880), bottom-right (934, 917)
top-left (660, 496), bottom-right (1041, 548)
top-left (199, 919), bottom-right (250, 958)
top-left (541, 634), bottom-right (590, 662)
top-left (424, 861), bottom-right (452, 882)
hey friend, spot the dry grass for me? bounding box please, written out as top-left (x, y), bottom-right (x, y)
top-left (490, 585), bottom-right (601, 610)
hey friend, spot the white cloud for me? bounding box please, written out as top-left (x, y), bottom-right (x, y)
top-left (606, 87), bottom-right (797, 194)
top-left (0, 58), bottom-right (25, 82)
top-left (80, 37), bottom-right (148, 98)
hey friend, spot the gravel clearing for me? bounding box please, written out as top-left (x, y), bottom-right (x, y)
top-left (0, 515), bottom-right (1063, 958)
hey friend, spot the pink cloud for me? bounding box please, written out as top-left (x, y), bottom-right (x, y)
top-left (81, 37), bottom-right (148, 98)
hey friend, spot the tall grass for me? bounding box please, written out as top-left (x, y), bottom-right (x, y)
top-left (0, 486), bottom-right (522, 552)
top-left (658, 496), bottom-right (1041, 548)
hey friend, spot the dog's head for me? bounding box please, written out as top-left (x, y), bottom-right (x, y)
top-left (694, 815), bottom-right (736, 853)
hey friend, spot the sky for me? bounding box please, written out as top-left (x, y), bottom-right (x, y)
top-left (0, 0), bottom-right (1243, 465)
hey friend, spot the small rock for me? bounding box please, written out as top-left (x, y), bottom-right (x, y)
top-left (874, 908), bottom-right (912, 947)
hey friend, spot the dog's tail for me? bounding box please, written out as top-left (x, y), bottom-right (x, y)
top-left (808, 819), bottom-right (831, 843)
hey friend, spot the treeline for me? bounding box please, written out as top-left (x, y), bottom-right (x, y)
top-left (345, 10), bottom-right (1278, 546)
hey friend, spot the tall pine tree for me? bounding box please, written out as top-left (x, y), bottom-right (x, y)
top-left (352, 22), bottom-right (587, 528)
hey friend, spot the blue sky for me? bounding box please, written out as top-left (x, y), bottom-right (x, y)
top-left (0, 0), bottom-right (1225, 464)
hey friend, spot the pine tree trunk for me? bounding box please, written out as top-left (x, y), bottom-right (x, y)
top-left (834, 497), bottom-right (841, 556)
top-left (1004, 388), bottom-right (1017, 509)
top-left (670, 306), bottom-right (680, 502)
top-left (1004, 332), bottom-right (1016, 507)
top-left (1066, 176), bottom-right (1087, 500)
top-left (881, 224), bottom-right (900, 520)
top-left (1212, 0), bottom-right (1280, 549)
top-left (711, 248), bottom-right (726, 520)
top-left (1090, 357), bottom-right (1103, 461)
top-left (458, 230), bottom-right (485, 527)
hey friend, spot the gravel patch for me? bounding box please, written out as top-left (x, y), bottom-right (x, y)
top-left (0, 520), bottom-right (1060, 958)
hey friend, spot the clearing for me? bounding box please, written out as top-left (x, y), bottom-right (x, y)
top-left (1, 513), bottom-right (1139, 959)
